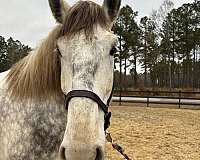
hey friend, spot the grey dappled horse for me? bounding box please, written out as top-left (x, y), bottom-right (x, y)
top-left (0, 0), bottom-right (121, 159)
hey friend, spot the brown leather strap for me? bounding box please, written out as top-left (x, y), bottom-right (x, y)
top-left (107, 83), bottom-right (114, 106)
top-left (64, 90), bottom-right (109, 114)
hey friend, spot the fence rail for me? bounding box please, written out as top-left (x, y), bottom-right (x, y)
top-left (113, 90), bottom-right (200, 108)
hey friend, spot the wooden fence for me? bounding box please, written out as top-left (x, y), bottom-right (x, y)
top-left (113, 90), bottom-right (200, 108)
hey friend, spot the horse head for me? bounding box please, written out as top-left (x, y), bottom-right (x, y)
top-left (48, 0), bottom-right (121, 159)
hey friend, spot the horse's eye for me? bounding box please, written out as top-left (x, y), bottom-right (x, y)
top-left (110, 46), bottom-right (117, 56)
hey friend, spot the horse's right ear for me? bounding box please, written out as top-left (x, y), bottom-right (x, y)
top-left (48, 0), bottom-right (70, 24)
top-left (103, 0), bottom-right (121, 25)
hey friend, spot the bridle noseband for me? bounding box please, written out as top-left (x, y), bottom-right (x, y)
top-left (64, 90), bottom-right (113, 131)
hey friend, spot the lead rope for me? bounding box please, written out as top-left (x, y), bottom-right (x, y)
top-left (105, 131), bottom-right (132, 160)
top-left (105, 82), bottom-right (132, 160)
top-left (104, 113), bottom-right (132, 160)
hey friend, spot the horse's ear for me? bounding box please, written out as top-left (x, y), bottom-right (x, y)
top-left (103, 0), bottom-right (121, 25)
top-left (48, 0), bottom-right (70, 24)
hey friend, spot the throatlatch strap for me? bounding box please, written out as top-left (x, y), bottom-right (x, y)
top-left (107, 83), bottom-right (114, 106)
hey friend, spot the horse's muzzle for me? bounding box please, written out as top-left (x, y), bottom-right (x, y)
top-left (59, 145), bottom-right (104, 160)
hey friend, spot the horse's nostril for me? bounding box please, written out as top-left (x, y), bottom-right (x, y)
top-left (59, 145), bottom-right (103, 160)
top-left (95, 147), bottom-right (103, 160)
top-left (59, 147), bottom-right (66, 160)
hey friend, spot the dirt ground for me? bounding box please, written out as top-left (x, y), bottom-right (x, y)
top-left (105, 104), bottom-right (200, 160)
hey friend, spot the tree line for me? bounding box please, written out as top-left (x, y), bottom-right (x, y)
top-left (113, 0), bottom-right (200, 90)
top-left (0, 36), bottom-right (31, 72)
top-left (0, 0), bottom-right (199, 91)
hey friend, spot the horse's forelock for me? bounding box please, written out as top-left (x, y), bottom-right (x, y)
top-left (62, 1), bottom-right (110, 39)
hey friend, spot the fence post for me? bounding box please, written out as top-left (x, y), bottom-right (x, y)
top-left (147, 90), bottom-right (150, 107)
top-left (178, 90), bottom-right (181, 109)
top-left (119, 90), bottom-right (122, 106)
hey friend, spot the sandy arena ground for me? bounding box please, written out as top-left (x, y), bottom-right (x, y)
top-left (105, 104), bottom-right (200, 160)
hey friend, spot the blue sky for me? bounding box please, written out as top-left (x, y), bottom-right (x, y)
top-left (0, 0), bottom-right (194, 47)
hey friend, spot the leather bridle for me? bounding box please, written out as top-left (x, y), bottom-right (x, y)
top-left (63, 89), bottom-right (132, 160)
top-left (64, 89), bottom-right (113, 131)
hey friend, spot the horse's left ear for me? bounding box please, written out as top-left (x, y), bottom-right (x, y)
top-left (48, 0), bottom-right (71, 24)
top-left (103, 0), bottom-right (121, 25)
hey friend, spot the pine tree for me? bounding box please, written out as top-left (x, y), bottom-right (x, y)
top-left (0, 36), bottom-right (8, 72)
top-left (0, 36), bottom-right (31, 72)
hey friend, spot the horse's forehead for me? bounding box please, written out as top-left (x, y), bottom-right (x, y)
top-left (94, 29), bottom-right (118, 45)
top-left (58, 28), bottom-right (117, 50)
